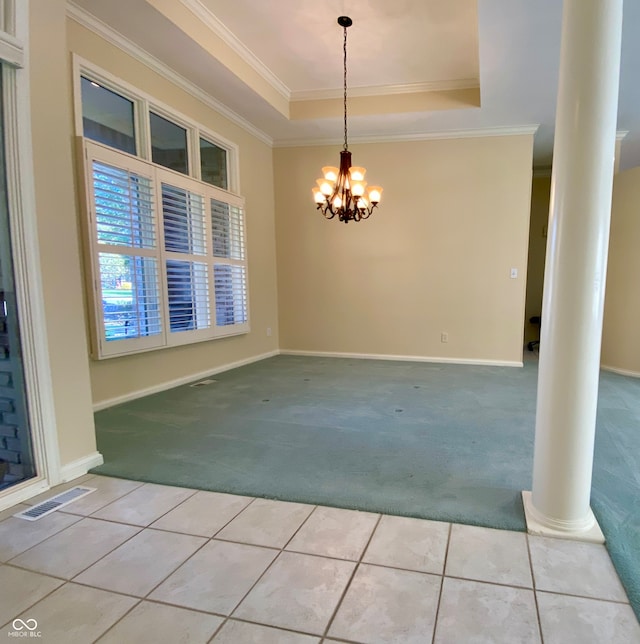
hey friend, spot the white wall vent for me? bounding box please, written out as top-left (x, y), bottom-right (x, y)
top-left (189, 379), bottom-right (217, 387)
top-left (13, 486), bottom-right (96, 521)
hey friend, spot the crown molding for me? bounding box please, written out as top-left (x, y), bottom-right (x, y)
top-left (292, 78), bottom-right (480, 102)
top-left (180, 0), bottom-right (291, 101)
top-left (534, 129), bottom-right (630, 177)
top-left (66, 1), bottom-right (273, 147)
top-left (274, 125), bottom-right (540, 148)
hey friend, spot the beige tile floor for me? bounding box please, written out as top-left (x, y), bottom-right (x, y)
top-left (0, 474), bottom-right (639, 644)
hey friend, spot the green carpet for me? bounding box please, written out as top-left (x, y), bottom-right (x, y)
top-left (92, 354), bottom-right (640, 620)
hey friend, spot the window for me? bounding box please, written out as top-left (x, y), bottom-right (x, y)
top-left (75, 64), bottom-right (247, 359)
top-left (150, 112), bottom-right (188, 175)
top-left (212, 199), bottom-right (246, 326)
top-left (75, 62), bottom-right (238, 192)
top-left (200, 137), bottom-right (228, 189)
top-left (81, 77), bottom-right (136, 155)
top-left (82, 142), bottom-right (248, 358)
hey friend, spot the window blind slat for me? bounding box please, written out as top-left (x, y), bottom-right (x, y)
top-left (214, 264), bottom-right (247, 326)
top-left (212, 199), bottom-right (244, 260)
top-left (162, 183), bottom-right (206, 255)
top-left (93, 161), bottom-right (156, 249)
top-left (166, 260), bottom-right (210, 332)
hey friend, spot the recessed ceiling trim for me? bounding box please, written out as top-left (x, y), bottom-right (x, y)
top-left (273, 125), bottom-right (540, 148)
top-left (292, 79), bottom-right (480, 102)
top-left (180, 0), bottom-right (291, 101)
top-left (66, 1), bottom-right (273, 147)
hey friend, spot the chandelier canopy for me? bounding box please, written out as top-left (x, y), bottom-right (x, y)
top-left (312, 16), bottom-right (383, 223)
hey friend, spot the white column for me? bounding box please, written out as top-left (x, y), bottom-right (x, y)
top-left (522, 0), bottom-right (623, 542)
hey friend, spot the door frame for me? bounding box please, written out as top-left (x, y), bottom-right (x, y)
top-left (0, 0), bottom-right (61, 510)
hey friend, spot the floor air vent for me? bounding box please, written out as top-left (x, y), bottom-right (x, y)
top-left (14, 486), bottom-right (96, 521)
top-left (190, 379), bottom-right (217, 387)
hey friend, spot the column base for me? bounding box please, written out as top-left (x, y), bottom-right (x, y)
top-left (521, 491), bottom-right (605, 544)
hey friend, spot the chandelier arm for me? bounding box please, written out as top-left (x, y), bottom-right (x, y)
top-left (319, 202), bottom-right (336, 219)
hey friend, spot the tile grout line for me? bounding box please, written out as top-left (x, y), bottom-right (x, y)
top-left (85, 482), bottom-right (200, 525)
top-left (0, 512), bottom-right (84, 562)
top-left (212, 502), bottom-right (320, 637)
top-left (7, 522), bottom-right (145, 581)
top-left (89, 597), bottom-right (144, 644)
top-left (7, 477), bottom-right (635, 639)
top-left (2, 494), bottom-right (301, 639)
top-left (207, 616), bottom-right (327, 643)
top-left (59, 478), bottom-right (147, 516)
top-left (184, 495), bottom-right (265, 643)
top-left (0, 576), bottom-right (68, 633)
top-left (5, 488), bottom-right (634, 641)
top-left (4, 488), bottom-right (257, 641)
top-left (321, 512), bottom-right (384, 640)
top-left (431, 522), bottom-right (453, 644)
top-left (526, 532), bottom-right (545, 644)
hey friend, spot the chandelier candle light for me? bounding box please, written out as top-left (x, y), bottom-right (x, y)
top-left (312, 16), bottom-right (383, 223)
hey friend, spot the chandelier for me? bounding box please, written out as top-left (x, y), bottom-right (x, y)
top-left (312, 16), bottom-right (383, 223)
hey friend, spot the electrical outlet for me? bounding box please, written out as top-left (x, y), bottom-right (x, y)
top-left (441, 332), bottom-right (448, 343)
top-left (266, 327), bottom-right (272, 337)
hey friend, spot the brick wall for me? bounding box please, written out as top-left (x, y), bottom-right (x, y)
top-left (0, 291), bottom-right (31, 483)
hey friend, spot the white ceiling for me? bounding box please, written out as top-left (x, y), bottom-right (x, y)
top-left (199, 0), bottom-right (479, 93)
top-left (70, 0), bottom-right (640, 170)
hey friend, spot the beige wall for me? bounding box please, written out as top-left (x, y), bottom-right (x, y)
top-left (29, 1), bottom-right (97, 464)
top-left (601, 167), bottom-right (640, 374)
top-left (524, 176), bottom-right (551, 345)
top-left (274, 135), bottom-right (534, 364)
top-left (66, 21), bottom-right (280, 406)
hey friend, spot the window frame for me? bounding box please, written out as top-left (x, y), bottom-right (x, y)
top-left (148, 107), bottom-right (192, 176)
top-left (72, 55), bottom-right (240, 193)
top-left (73, 57), bottom-right (248, 360)
top-left (79, 140), bottom-right (249, 359)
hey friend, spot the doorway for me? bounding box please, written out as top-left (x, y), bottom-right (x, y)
top-left (0, 66), bottom-right (36, 491)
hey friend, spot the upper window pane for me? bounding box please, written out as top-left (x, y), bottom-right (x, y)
top-left (150, 112), bottom-right (188, 175)
top-left (200, 138), bottom-right (228, 189)
top-left (81, 77), bottom-right (136, 155)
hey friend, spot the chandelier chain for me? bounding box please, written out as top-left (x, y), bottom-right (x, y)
top-left (343, 24), bottom-right (348, 151)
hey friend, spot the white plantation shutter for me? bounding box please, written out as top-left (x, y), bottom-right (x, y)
top-left (98, 254), bottom-right (161, 341)
top-left (212, 199), bottom-right (245, 260)
top-left (83, 140), bottom-right (248, 358)
top-left (93, 161), bottom-right (156, 249)
top-left (166, 260), bottom-right (210, 332)
top-left (87, 147), bottom-right (164, 356)
top-left (214, 264), bottom-right (247, 326)
top-left (162, 184), bottom-right (206, 255)
top-left (211, 197), bottom-right (248, 332)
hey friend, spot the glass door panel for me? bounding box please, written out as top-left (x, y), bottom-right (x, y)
top-left (0, 66), bottom-right (36, 490)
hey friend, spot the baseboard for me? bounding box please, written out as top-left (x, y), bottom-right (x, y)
top-left (280, 349), bottom-right (523, 368)
top-left (601, 365), bottom-right (640, 378)
top-left (93, 350), bottom-right (280, 411)
top-left (59, 451), bottom-right (104, 482)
